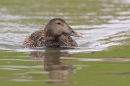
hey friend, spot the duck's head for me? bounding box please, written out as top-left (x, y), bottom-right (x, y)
top-left (44, 18), bottom-right (82, 40)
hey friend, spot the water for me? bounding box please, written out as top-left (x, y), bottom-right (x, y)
top-left (0, 0), bottom-right (130, 86)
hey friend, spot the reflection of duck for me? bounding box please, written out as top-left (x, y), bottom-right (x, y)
top-left (29, 50), bottom-right (77, 84)
top-left (22, 18), bottom-right (82, 48)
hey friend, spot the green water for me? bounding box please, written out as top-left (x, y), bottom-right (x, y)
top-left (0, 0), bottom-right (130, 86)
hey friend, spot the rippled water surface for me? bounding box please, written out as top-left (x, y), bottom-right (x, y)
top-left (0, 0), bottom-right (130, 86)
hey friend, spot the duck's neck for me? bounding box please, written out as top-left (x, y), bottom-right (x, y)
top-left (44, 34), bottom-right (60, 47)
top-left (45, 39), bottom-right (60, 47)
top-left (44, 35), bottom-right (78, 47)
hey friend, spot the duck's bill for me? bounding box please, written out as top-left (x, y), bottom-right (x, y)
top-left (71, 30), bottom-right (83, 37)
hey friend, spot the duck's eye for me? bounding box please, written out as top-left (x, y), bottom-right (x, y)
top-left (57, 22), bottom-right (61, 25)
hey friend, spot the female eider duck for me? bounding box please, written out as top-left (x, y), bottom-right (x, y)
top-left (22, 18), bottom-right (82, 48)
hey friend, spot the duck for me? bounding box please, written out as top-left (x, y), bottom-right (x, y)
top-left (22, 18), bottom-right (82, 48)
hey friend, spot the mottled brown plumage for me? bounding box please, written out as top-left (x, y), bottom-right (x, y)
top-left (22, 18), bottom-right (82, 48)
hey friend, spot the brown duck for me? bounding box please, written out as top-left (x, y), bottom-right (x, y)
top-left (22, 18), bottom-right (82, 48)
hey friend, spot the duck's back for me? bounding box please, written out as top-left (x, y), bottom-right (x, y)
top-left (22, 30), bottom-right (45, 48)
